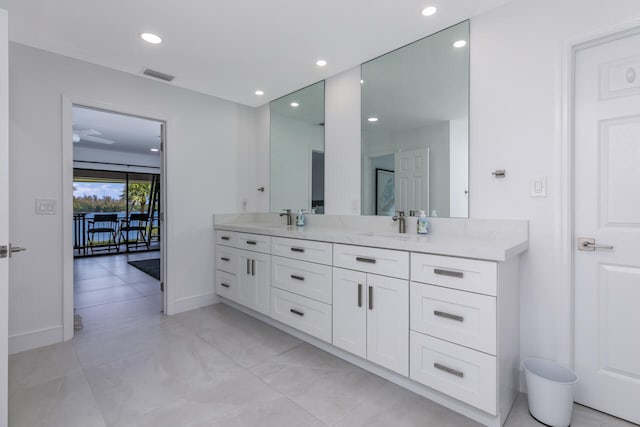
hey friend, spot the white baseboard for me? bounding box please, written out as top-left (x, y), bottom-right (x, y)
top-left (9, 325), bottom-right (64, 355)
top-left (171, 292), bottom-right (219, 315)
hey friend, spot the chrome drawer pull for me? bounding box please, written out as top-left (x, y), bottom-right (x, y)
top-left (220, 257), bottom-right (230, 262)
top-left (356, 257), bottom-right (376, 264)
top-left (221, 236), bottom-right (230, 241)
top-left (290, 274), bottom-right (305, 281)
top-left (434, 363), bottom-right (464, 378)
top-left (290, 247), bottom-right (305, 253)
top-left (434, 268), bottom-right (464, 279)
top-left (434, 310), bottom-right (464, 322)
top-left (220, 283), bottom-right (230, 288)
top-left (290, 308), bottom-right (304, 317)
top-left (246, 240), bottom-right (257, 245)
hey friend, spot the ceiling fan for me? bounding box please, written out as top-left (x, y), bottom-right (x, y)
top-left (72, 127), bottom-right (115, 145)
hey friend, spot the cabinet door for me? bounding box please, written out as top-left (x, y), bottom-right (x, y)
top-left (332, 268), bottom-right (366, 359)
top-left (237, 249), bottom-right (271, 316)
top-left (366, 274), bottom-right (409, 376)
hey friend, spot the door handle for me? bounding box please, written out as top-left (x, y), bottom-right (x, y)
top-left (358, 284), bottom-right (363, 307)
top-left (1, 244), bottom-right (27, 259)
top-left (578, 237), bottom-right (614, 251)
top-left (368, 286), bottom-right (373, 310)
top-left (251, 259), bottom-right (255, 276)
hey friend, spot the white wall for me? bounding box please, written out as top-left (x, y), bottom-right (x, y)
top-left (250, 0), bottom-right (640, 368)
top-left (8, 43), bottom-right (256, 352)
top-left (324, 67), bottom-right (361, 215)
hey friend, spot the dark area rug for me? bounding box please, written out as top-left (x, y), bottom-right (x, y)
top-left (128, 258), bottom-right (160, 280)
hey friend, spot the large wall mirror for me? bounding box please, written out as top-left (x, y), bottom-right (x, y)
top-left (361, 21), bottom-right (469, 218)
top-left (270, 81), bottom-right (325, 214)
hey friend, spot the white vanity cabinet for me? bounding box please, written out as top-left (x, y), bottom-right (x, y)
top-left (333, 244), bottom-right (409, 376)
top-left (409, 253), bottom-right (520, 418)
top-left (215, 231), bottom-right (271, 316)
top-left (269, 237), bottom-right (333, 343)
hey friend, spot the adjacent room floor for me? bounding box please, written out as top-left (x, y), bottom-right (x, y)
top-left (8, 302), bottom-right (635, 426)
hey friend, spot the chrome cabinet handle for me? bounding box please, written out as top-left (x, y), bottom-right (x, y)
top-left (368, 286), bottom-right (373, 310)
top-left (356, 257), bottom-right (376, 264)
top-left (358, 284), bottom-right (363, 307)
top-left (290, 247), bottom-right (305, 253)
top-left (434, 310), bottom-right (464, 322)
top-left (251, 259), bottom-right (255, 276)
top-left (290, 308), bottom-right (304, 317)
top-left (220, 257), bottom-right (230, 262)
top-left (220, 283), bottom-right (230, 288)
top-left (434, 363), bottom-right (464, 378)
top-left (246, 259), bottom-right (250, 274)
top-left (434, 268), bottom-right (464, 279)
top-left (246, 240), bottom-right (257, 245)
top-left (290, 274), bottom-right (305, 281)
top-left (221, 236), bottom-right (230, 241)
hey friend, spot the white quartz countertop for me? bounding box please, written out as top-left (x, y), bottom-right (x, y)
top-left (213, 214), bottom-right (528, 262)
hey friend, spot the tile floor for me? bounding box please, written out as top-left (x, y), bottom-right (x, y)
top-left (8, 260), bottom-right (635, 426)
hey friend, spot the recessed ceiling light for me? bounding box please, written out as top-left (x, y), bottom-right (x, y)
top-left (316, 59), bottom-right (327, 67)
top-left (453, 40), bottom-right (467, 48)
top-left (255, 90), bottom-right (264, 96)
top-left (290, 102), bottom-right (299, 108)
top-left (367, 117), bottom-right (379, 122)
top-left (422, 6), bottom-right (437, 16)
top-left (141, 32), bottom-right (162, 44)
top-left (150, 148), bottom-right (160, 152)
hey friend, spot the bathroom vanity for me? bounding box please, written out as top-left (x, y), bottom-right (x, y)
top-left (213, 213), bottom-right (528, 427)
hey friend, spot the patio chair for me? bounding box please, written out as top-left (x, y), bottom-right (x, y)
top-left (86, 213), bottom-right (119, 254)
top-left (119, 212), bottom-right (150, 251)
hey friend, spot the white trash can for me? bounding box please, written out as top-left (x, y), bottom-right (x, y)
top-left (522, 358), bottom-right (578, 427)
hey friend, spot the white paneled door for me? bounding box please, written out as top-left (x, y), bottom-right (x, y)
top-left (574, 28), bottom-right (640, 424)
top-left (395, 148), bottom-right (429, 214)
top-left (0, 9), bottom-right (8, 425)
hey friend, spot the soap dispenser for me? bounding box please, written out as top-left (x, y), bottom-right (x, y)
top-left (417, 210), bottom-right (430, 234)
top-left (296, 209), bottom-right (305, 227)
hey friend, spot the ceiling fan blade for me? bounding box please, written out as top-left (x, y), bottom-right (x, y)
top-left (79, 135), bottom-right (115, 145)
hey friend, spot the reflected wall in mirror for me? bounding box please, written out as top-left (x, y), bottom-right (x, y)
top-left (361, 21), bottom-right (469, 218)
top-left (270, 81), bottom-right (325, 214)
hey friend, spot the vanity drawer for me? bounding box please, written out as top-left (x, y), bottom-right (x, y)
top-left (334, 244), bottom-right (409, 279)
top-left (271, 237), bottom-right (333, 265)
top-left (216, 230), bottom-right (237, 247)
top-left (271, 288), bottom-right (332, 343)
top-left (236, 233), bottom-right (271, 254)
top-left (410, 331), bottom-right (497, 415)
top-left (215, 245), bottom-right (237, 274)
top-left (410, 282), bottom-right (496, 354)
top-left (215, 270), bottom-right (238, 302)
top-left (411, 253), bottom-right (497, 296)
top-left (271, 256), bottom-right (332, 304)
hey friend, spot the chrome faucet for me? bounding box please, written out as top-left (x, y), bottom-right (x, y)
top-left (392, 211), bottom-right (406, 233)
top-left (280, 209), bottom-right (293, 226)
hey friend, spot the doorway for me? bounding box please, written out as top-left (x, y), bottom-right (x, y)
top-left (572, 26), bottom-right (640, 424)
top-left (68, 105), bottom-right (166, 333)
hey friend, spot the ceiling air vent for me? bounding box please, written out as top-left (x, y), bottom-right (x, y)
top-left (143, 68), bottom-right (175, 82)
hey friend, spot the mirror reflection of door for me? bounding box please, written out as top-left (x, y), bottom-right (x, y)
top-left (395, 148), bottom-right (429, 215)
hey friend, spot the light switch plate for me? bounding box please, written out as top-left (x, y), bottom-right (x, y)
top-left (530, 176), bottom-right (547, 198)
top-left (36, 199), bottom-right (57, 215)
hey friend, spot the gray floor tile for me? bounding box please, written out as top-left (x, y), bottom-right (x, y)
top-left (75, 275), bottom-right (127, 293)
top-left (74, 285), bottom-right (144, 308)
top-left (8, 371), bottom-right (106, 427)
top-left (9, 340), bottom-right (81, 391)
top-left (130, 280), bottom-right (162, 296)
top-left (251, 343), bottom-right (389, 425)
top-left (76, 294), bottom-right (162, 331)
